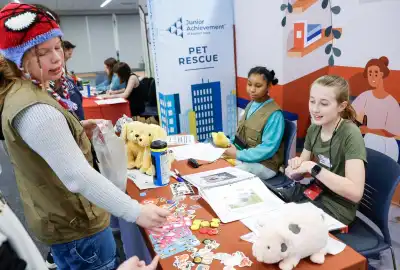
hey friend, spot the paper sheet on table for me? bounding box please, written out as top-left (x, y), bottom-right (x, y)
top-left (171, 143), bottom-right (225, 162)
top-left (166, 135), bottom-right (195, 146)
top-left (199, 176), bottom-right (284, 223)
top-left (184, 166), bottom-right (255, 189)
top-left (95, 98), bottom-right (127, 105)
top-left (326, 236), bottom-right (346, 255)
top-left (127, 170), bottom-right (159, 190)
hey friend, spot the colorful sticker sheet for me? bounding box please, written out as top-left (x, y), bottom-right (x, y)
top-left (149, 216), bottom-right (200, 259)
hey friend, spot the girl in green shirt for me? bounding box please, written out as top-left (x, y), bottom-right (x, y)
top-left (285, 75), bottom-right (367, 225)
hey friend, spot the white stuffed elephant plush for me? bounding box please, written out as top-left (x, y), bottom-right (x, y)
top-left (252, 203), bottom-right (329, 270)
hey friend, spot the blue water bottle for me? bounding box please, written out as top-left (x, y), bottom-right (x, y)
top-left (151, 140), bottom-right (170, 186)
top-left (86, 84), bottom-right (91, 97)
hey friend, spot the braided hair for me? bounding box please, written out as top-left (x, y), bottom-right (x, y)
top-left (248, 66), bottom-right (279, 86)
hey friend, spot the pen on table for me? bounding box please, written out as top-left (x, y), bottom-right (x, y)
top-left (171, 170), bottom-right (185, 182)
top-left (174, 169), bottom-right (186, 181)
top-left (167, 201), bottom-right (178, 210)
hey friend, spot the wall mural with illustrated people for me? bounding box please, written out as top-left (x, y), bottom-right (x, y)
top-left (352, 57), bottom-right (400, 162)
top-left (234, 0), bottom-right (337, 139)
top-left (234, 1), bottom-right (400, 205)
top-left (327, 0), bottom-right (400, 167)
top-left (234, 0), bottom-right (399, 159)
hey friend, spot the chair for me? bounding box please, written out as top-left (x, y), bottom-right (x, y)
top-left (95, 72), bottom-right (108, 86)
top-left (262, 119), bottom-right (296, 188)
top-left (140, 105), bottom-right (159, 118)
top-left (336, 148), bottom-right (399, 270)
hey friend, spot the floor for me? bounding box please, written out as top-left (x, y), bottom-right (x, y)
top-left (367, 205), bottom-right (400, 269)
top-left (0, 142), bottom-right (399, 269)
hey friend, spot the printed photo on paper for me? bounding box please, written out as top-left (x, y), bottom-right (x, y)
top-left (224, 187), bottom-right (263, 210)
top-left (201, 172), bottom-right (236, 183)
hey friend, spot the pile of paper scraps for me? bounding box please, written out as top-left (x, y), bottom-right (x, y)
top-left (216, 251), bottom-right (253, 269)
top-left (172, 239), bottom-right (253, 270)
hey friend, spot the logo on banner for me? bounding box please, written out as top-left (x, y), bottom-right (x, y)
top-left (167, 17), bottom-right (184, 38)
top-left (167, 17), bottom-right (226, 38)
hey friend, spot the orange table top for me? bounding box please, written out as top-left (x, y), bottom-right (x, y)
top-left (126, 159), bottom-right (367, 270)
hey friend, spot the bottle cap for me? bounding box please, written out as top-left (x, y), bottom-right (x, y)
top-left (151, 140), bottom-right (167, 150)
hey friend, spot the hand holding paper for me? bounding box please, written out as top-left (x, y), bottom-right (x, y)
top-left (136, 204), bottom-right (170, 231)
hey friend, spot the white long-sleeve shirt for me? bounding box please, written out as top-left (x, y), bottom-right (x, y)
top-left (0, 200), bottom-right (47, 270)
top-left (13, 104), bottom-right (141, 223)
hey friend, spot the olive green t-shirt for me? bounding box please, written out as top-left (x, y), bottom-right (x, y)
top-left (304, 120), bottom-right (367, 225)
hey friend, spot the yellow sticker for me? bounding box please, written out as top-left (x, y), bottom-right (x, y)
top-left (210, 221), bottom-right (220, 228)
top-left (193, 219), bottom-right (202, 225)
top-left (200, 221), bottom-right (210, 227)
top-left (193, 257), bottom-right (202, 264)
top-left (190, 224), bottom-right (200, 231)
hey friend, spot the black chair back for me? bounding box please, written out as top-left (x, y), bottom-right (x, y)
top-left (283, 119), bottom-right (297, 166)
top-left (359, 148), bottom-right (400, 245)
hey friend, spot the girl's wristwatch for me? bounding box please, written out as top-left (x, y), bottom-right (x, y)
top-left (311, 164), bottom-right (322, 178)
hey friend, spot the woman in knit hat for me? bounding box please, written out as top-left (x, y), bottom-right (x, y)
top-left (0, 3), bottom-right (169, 270)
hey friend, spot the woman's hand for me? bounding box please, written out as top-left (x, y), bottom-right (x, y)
top-left (117, 256), bottom-right (160, 270)
top-left (292, 161), bottom-right (315, 175)
top-left (287, 157), bottom-right (303, 170)
top-left (103, 93), bottom-right (115, 99)
top-left (80, 119), bottom-right (101, 139)
top-left (224, 145), bottom-right (237, 159)
top-left (285, 166), bottom-right (304, 181)
top-left (285, 161), bottom-right (316, 181)
top-left (136, 204), bottom-right (170, 232)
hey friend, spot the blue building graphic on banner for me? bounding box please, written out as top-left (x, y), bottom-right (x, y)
top-left (191, 79), bottom-right (223, 142)
top-left (159, 93), bottom-right (181, 135)
top-left (180, 110), bottom-right (188, 134)
top-left (226, 90), bottom-right (237, 139)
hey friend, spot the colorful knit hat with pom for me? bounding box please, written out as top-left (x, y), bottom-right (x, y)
top-left (0, 3), bottom-right (63, 68)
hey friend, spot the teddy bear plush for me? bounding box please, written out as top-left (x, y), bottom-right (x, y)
top-left (121, 121), bottom-right (145, 169)
top-left (137, 124), bottom-right (168, 176)
top-left (252, 203), bottom-right (329, 270)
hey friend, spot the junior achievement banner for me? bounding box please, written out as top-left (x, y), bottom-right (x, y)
top-left (148, 0), bottom-right (237, 141)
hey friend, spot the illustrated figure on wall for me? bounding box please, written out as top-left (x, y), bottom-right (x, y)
top-left (352, 56), bottom-right (400, 162)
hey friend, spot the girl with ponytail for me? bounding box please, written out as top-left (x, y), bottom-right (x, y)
top-left (222, 66), bottom-right (285, 180)
top-left (285, 75), bottom-right (367, 225)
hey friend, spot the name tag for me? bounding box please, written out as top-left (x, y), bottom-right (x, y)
top-left (318, 154), bottom-right (331, 168)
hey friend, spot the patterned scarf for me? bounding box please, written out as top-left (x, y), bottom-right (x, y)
top-left (30, 73), bottom-right (78, 111)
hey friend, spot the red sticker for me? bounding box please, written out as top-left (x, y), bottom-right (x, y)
top-left (142, 198), bottom-right (159, 205)
top-left (199, 228), bottom-right (209, 234)
top-left (208, 229), bottom-right (219, 235)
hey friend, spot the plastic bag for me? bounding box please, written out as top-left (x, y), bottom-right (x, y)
top-left (114, 114), bottom-right (133, 134)
top-left (92, 120), bottom-right (127, 192)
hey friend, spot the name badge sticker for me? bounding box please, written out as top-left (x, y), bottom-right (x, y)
top-left (318, 154), bottom-right (332, 168)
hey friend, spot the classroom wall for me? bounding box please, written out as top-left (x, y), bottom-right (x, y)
top-left (234, 0), bottom-right (285, 111)
top-left (60, 14), bottom-right (143, 73)
top-left (234, 0), bottom-right (331, 132)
